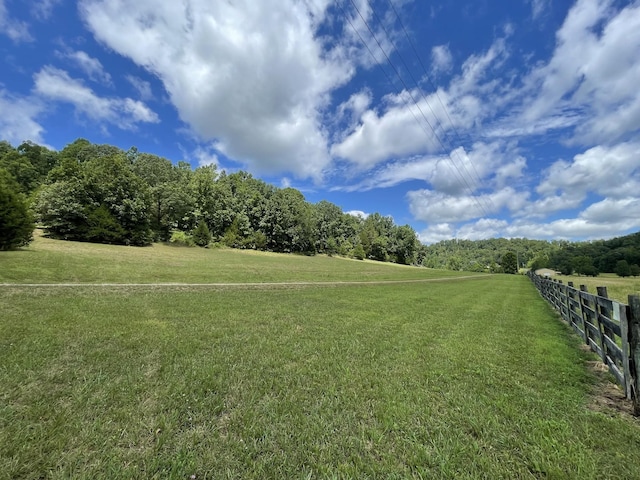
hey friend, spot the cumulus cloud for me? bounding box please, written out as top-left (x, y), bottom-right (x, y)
top-left (407, 187), bottom-right (527, 224)
top-left (417, 223), bottom-right (455, 244)
top-left (457, 218), bottom-right (509, 240)
top-left (79, 0), bottom-right (364, 180)
top-left (33, 66), bottom-right (159, 128)
top-left (0, 89), bottom-right (46, 145)
top-left (537, 142), bottom-right (640, 200)
top-left (333, 36), bottom-right (509, 168)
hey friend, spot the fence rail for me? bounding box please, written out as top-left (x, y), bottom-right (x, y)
top-left (527, 272), bottom-right (640, 414)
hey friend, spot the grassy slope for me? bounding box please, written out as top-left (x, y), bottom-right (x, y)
top-left (2, 238), bottom-right (640, 478)
top-left (0, 233), bottom-right (472, 284)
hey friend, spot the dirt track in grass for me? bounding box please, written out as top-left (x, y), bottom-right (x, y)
top-left (0, 274), bottom-right (489, 289)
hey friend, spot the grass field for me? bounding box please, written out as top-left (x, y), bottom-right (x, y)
top-left (0, 232), bottom-right (473, 284)
top-left (551, 273), bottom-right (640, 304)
top-left (2, 238), bottom-right (640, 479)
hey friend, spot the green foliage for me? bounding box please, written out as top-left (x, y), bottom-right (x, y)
top-left (3, 137), bottom-right (420, 262)
top-left (325, 237), bottom-right (338, 257)
top-left (260, 188), bottom-right (314, 253)
top-left (572, 255), bottom-right (598, 276)
top-left (85, 204), bottom-right (126, 244)
top-left (36, 148), bottom-right (152, 246)
top-left (446, 255), bottom-right (463, 271)
top-left (501, 252), bottom-right (518, 274)
top-left (631, 264), bottom-right (640, 277)
top-left (352, 242), bottom-right (366, 260)
top-left (615, 260), bottom-right (631, 277)
top-left (423, 238), bottom-right (558, 272)
top-left (0, 169), bottom-right (34, 250)
top-left (169, 230), bottom-right (194, 247)
top-left (192, 220), bottom-right (212, 247)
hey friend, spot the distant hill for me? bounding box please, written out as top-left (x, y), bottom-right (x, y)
top-left (421, 232), bottom-right (640, 275)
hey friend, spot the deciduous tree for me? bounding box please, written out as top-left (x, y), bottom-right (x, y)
top-left (0, 169), bottom-right (34, 250)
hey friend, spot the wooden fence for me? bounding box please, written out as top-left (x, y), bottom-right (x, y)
top-left (527, 272), bottom-right (640, 415)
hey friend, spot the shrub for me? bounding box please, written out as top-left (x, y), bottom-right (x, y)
top-left (192, 221), bottom-right (212, 247)
top-left (169, 230), bottom-right (194, 247)
top-left (352, 243), bottom-right (366, 260)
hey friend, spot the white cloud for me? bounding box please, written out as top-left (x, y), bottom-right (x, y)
top-left (331, 101), bottom-right (441, 167)
top-left (417, 223), bottom-right (455, 244)
top-left (579, 197), bottom-right (640, 224)
top-left (33, 66), bottom-right (159, 129)
top-left (505, 216), bottom-right (640, 241)
top-left (192, 146), bottom-right (218, 167)
top-left (0, 0), bottom-right (32, 41)
top-left (332, 37), bottom-right (509, 168)
top-left (125, 75), bottom-right (153, 101)
top-left (335, 90), bottom-right (372, 134)
top-left (520, 0), bottom-right (640, 144)
top-left (517, 193), bottom-right (584, 219)
top-left (66, 50), bottom-right (112, 85)
top-left (0, 89), bottom-right (46, 145)
top-left (31, 0), bottom-right (62, 20)
top-left (345, 210), bottom-right (369, 219)
top-left (340, 141), bottom-right (525, 196)
top-left (80, 0), bottom-right (361, 180)
top-left (407, 187), bottom-right (527, 224)
top-left (537, 142), bottom-right (640, 199)
top-left (456, 218), bottom-right (509, 240)
top-left (529, 0), bottom-right (550, 20)
top-left (431, 45), bottom-right (452, 74)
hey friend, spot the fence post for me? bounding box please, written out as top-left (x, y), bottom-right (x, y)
top-left (596, 286), bottom-right (611, 364)
top-left (618, 301), bottom-right (632, 400)
top-left (628, 295), bottom-right (640, 415)
top-left (567, 282), bottom-right (574, 327)
top-left (580, 285), bottom-right (590, 344)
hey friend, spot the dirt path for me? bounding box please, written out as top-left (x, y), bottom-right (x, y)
top-left (0, 275), bottom-right (488, 289)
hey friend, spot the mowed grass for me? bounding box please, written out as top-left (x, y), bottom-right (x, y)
top-left (3, 276), bottom-right (640, 478)
top-left (552, 273), bottom-right (640, 304)
top-left (0, 232), bottom-right (472, 284)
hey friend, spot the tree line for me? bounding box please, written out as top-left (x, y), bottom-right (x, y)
top-left (422, 233), bottom-right (640, 276)
top-left (0, 139), bottom-right (420, 264)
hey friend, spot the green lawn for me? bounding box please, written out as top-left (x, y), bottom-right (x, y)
top-left (2, 239), bottom-right (640, 478)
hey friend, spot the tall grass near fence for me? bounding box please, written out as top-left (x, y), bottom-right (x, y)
top-left (3, 274), bottom-right (640, 478)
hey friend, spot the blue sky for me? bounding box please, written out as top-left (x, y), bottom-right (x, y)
top-left (1, 0), bottom-right (639, 243)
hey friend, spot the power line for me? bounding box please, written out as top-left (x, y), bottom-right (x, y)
top-left (384, 0), bottom-right (497, 213)
top-left (370, 0), bottom-right (493, 214)
top-left (343, 0), bottom-right (491, 218)
top-left (337, 2), bottom-right (460, 180)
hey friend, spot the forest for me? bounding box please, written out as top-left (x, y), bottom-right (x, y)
top-left (0, 139), bottom-right (420, 264)
top-left (1, 138), bottom-right (638, 275)
top-left (421, 232), bottom-right (640, 276)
